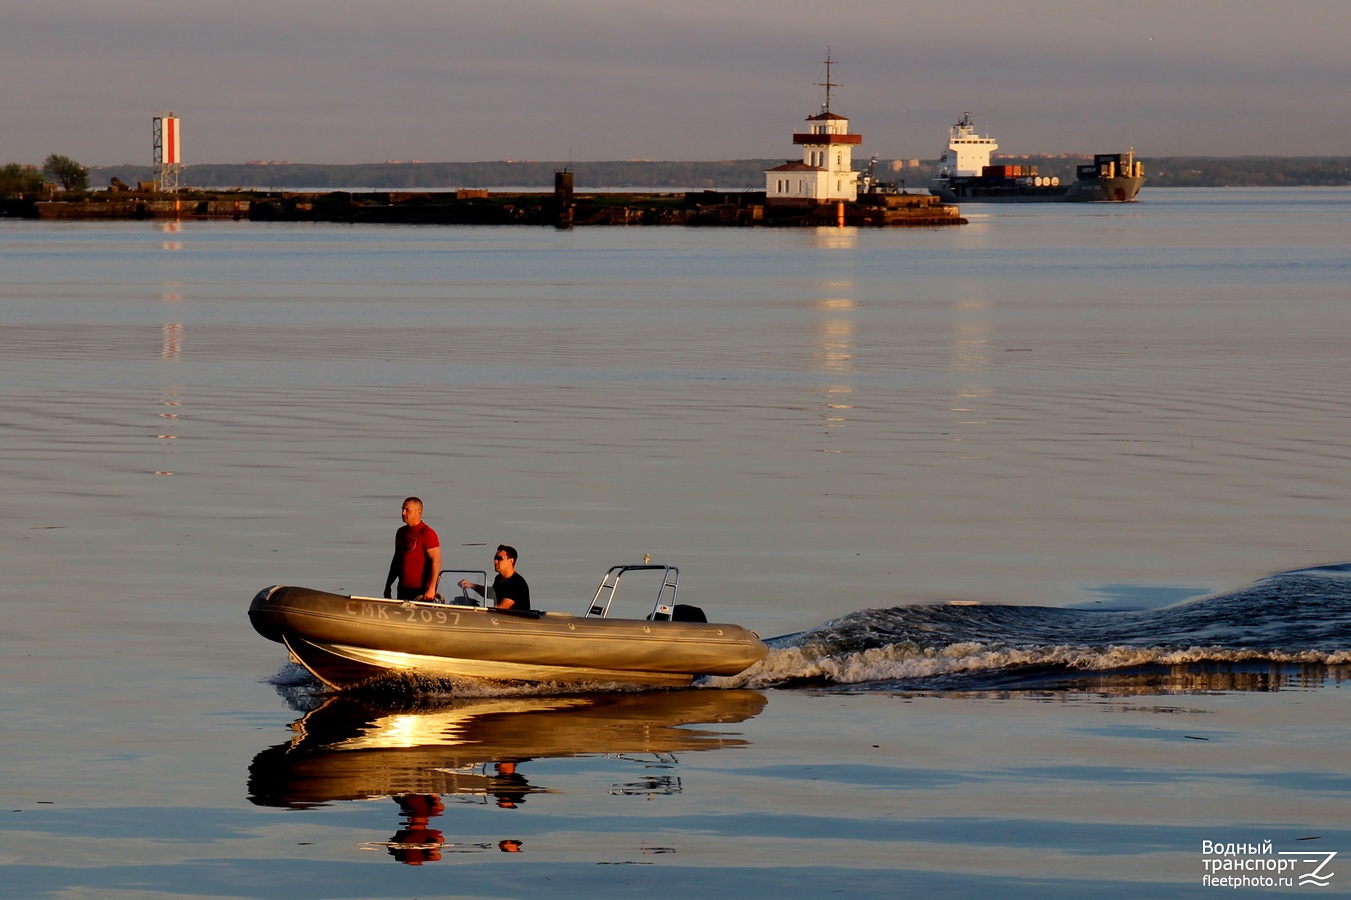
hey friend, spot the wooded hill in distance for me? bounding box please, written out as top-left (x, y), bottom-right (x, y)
top-left (88, 157), bottom-right (1351, 192)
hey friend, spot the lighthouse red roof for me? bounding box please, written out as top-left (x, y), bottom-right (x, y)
top-left (765, 161), bottom-right (825, 172)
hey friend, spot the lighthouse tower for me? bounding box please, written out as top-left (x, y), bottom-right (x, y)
top-left (765, 52), bottom-right (862, 206)
top-left (153, 112), bottom-right (182, 192)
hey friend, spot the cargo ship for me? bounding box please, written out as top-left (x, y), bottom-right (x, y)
top-left (928, 113), bottom-right (1144, 203)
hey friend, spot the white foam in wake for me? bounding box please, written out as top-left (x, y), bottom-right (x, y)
top-left (702, 642), bottom-right (1351, 689)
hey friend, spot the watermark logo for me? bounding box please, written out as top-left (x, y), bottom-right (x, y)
top-left (1286, 850), bottom-right (1338, 888)
top-left (1202, 840), bottom-right (1336, 889)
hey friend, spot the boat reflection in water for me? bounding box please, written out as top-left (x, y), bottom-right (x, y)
top-left (247, 688), bottom-right (767, 864)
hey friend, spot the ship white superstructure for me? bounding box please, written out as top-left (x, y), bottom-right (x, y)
top-left (937, 113), bottom-right (997, 178)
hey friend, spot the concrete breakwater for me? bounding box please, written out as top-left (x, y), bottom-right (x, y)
top-left (32, 197), bottom-right (250, 220)
top-left (28, 188), bottom-right (964, 227)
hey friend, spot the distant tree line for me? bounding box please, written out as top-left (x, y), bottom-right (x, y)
top-left (13, 155), bottom-right (1349, 195)
top-left (86, 160), bottom-right (783, 192)
top-left (1139, 157), bottom-right (1351, 187)
top-left (0, 154), bottom-right (90, 195)
top-left (0, 163), bottom-right (45, 195)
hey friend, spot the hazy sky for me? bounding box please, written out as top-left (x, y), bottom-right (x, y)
top-left (4, 0), bottom-right (1348, 166)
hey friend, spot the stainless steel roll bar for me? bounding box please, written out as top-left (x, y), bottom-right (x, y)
top-left (586, 564), bottom-right (680, 620)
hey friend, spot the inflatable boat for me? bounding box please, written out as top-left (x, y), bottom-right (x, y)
top-left (249, 563), bottom-right (768, 689)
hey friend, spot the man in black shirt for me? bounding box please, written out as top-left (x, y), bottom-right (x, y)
top-left (459, 545), bottom-right (531, 611)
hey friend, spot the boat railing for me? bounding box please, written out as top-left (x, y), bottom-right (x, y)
top-left (586, 564), bottom-right (679, 620)
top-left (437, 568), bottom-right (490, 606)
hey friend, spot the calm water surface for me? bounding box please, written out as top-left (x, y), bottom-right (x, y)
top-left (2, 188), bottom-right (1350, 897)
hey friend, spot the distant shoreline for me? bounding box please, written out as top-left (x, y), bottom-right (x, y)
top-left (80, 156), bottom-right (1351, 192)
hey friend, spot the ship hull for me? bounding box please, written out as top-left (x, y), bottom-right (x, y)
top-left (1063, 175), bottom-right (1145, 202)
top-left (931, 174), bottom-right (1143, 203)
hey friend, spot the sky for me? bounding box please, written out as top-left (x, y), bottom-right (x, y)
top-left (3, 0), bottom-right (1348, 166)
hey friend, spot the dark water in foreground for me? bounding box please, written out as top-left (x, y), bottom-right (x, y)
top-left (3, 189), bottom-right (1351, 897)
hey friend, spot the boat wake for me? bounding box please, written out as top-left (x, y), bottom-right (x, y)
top-left (269, 564), bottom-right (1351, 698)
top-left (704, 564), bottom-right (1351, 693)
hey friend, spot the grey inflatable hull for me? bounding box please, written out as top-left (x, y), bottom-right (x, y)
top-left (250, 585), bottom-right (768, 690)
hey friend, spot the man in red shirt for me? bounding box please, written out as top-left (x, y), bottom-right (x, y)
top-left (383, 497), bottom-right (442, 601)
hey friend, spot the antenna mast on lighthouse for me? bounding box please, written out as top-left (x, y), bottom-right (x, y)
top-left (816, 47), bottom-right (840, 114)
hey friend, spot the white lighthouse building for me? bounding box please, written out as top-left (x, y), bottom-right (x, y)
top-left (765, 53), bottom-right (862, 206)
